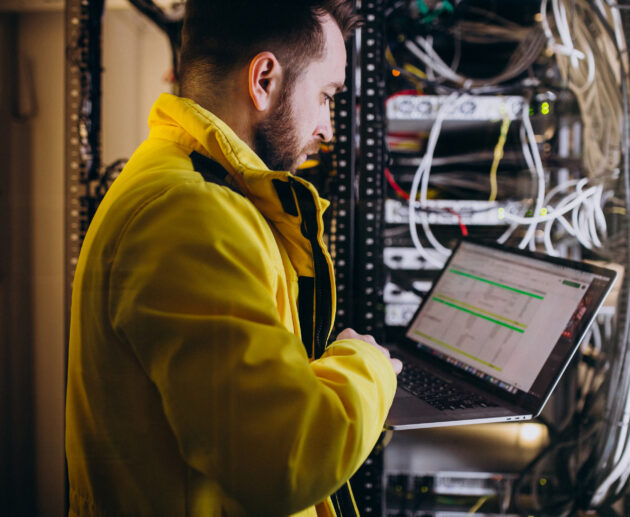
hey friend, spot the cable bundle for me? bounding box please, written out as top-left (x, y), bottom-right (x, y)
top-left (541, 0), bottom-right (624, 178)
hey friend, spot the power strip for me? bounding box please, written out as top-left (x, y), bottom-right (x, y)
top-left (386, 95), bottom-right (525, 132)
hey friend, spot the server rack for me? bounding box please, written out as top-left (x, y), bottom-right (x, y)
top-left (346, 1), bottom-right (630, 515)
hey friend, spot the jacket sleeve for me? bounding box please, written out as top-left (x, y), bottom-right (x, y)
top-left (109, 181), bottom-right (397, 515)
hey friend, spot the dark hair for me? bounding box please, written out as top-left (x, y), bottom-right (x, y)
top-left (179, 0), bottom-right (361, 98)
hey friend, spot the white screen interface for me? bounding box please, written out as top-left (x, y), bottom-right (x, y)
top-left (405, 242), bottom-right (607, 395)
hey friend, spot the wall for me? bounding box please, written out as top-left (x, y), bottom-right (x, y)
top-left (0, 5), bottom-right (170, 515)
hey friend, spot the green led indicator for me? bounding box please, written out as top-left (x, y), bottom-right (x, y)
top-left (562, 280), bottom-right (581, 288)
top-left (498, 207), bottom-right (505, 220)
top-left (541, 101), bottom-right (550, 115)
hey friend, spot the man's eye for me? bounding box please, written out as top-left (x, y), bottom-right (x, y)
top-left (323, 94), bottom-right (334, 105)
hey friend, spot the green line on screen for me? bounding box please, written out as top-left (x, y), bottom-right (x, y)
top-left (412, 330), bottom-right (502, 371)
top-left (449, 268), bottom-right (544, 299)
top-left (432, 296), bottom-right (525, 333)
top-left (433, 293), bottom-right (527, 329)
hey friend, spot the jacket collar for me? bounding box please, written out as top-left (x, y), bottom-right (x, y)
top-left (147, 93), bottom-right (330, 227)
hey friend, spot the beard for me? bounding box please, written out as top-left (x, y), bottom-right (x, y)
top-left (253, 81), bottom-right (304, 173)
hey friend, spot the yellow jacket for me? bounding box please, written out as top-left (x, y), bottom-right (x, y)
top-left (66, 93), bottom-right (397, 516)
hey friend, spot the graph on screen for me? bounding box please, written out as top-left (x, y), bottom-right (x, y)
top-left (406, 243), bottom-right (593, 391)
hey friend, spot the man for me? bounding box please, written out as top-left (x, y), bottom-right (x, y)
top-left (66, 1), bottom-right (402, 515)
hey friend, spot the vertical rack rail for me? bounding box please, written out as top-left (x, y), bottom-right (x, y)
top-left (64, 0), bottom-right (104, 334)
top-left (329, 34), bottom-right (357, 335)
top-left (356, 0), bottom-right (387, 340)
top-left (350, 1), bottom-right (388, 514)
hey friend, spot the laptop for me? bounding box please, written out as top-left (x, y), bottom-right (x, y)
top-left (385, 238), bottom-right (617, 430)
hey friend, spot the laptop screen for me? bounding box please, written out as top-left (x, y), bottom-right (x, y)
top-left (404, 239), bottom-right (616, 404)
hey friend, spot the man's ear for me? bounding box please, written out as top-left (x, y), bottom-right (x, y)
top-left (248, 52), bottom-right (283, 112)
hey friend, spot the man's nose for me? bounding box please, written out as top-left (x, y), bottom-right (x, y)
top-left (315, 110), bottom-right (334, 143)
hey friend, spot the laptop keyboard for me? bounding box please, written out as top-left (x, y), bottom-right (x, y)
top-left (396, 360), bottom-right (498, 411)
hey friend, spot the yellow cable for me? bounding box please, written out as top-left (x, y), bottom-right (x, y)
top-left (385, 45), bottom-right (397, 67)
top-left (489, 110), bottom-right (511, 202)
top-left (403, 63), bottom-right (427, 79)
top-left (468, 495), bottom-right (490, 514)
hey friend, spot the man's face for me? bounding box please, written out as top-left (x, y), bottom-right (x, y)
top-left (253, 15), bottom-right (347, 172)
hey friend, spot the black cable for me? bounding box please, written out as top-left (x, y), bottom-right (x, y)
top-left (511, 418), bottom-right (601, 514)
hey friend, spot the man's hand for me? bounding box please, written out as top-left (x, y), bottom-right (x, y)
top-left (336, 328), bottom-right (403, 375)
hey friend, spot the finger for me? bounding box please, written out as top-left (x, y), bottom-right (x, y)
top-left (391, 358), bottom-right (403, 375)
top-left (336, 328), bottom-right (359, 341)
top-left (373, 343), bottom-right (391, 358)
top-left (359, 333), bottom-right (378, 347)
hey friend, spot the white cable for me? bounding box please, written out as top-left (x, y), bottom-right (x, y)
top-left (503, 187), bottom-right (597, 224)
top-left (586, 190), bottom-right (603, 247)
top-left (543, 190), bottom-right (584, 255)
top-left (542, 0), bottom-right (587, 64)
top-left (544, 179), bottom-right (580, 204)
top-left (405, 39), bottom-right (463, 84)
top-left (553, 0), bottom-right (582, 68)
top-left (520, 122), bottom-right (537, 178)
top-left (407, 92), bottom-right (462, 268)
top-left (424, 35), bottom-right (437, 82)
top-left (572, 179), bottom-right (594, 248)
top-left (544, 179), bottom-right (580, 238)
top-left (496, 223), bottom-right (518, 244)
top-left (519, 100), bottom-right (547, 249)
top-left (579, 180), bottom-right (605, 247)
top-left (574, 205), bottom-right (593, 248)
top-left (418, 95), bottom-right (470, 257)
top-left (594, 184), bottom-right (608, 236)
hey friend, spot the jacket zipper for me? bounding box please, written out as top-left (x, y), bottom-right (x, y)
top-left (290, 178), bottom-right (333, 358)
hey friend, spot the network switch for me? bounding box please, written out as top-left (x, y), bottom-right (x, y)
top-left (385, 471), bottom-right (521, 516)
top-left (430, 472), bottom-right (517, 496)
top-left (386, 95), bottom-right (525, 132)
top-left (385, 199), bottom-right (524, 226)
